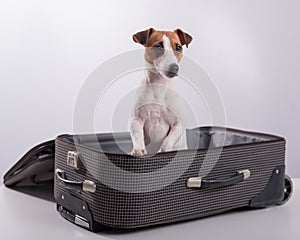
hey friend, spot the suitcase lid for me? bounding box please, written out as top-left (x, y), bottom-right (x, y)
top-left (3, 140), bottom-right (55, 187)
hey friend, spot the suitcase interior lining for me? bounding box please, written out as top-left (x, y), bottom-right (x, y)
top-left (62, 127), bottom-right (279, 155)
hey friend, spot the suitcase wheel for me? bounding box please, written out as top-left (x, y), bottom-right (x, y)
top-left (277, 175), bottom-right (293, 205)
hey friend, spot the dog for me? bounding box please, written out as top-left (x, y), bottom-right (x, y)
top-left (129, 28), bottom-right (192, 156)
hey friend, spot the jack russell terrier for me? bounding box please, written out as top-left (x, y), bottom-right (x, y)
top-left (129, 28), bottom-right (193, 156)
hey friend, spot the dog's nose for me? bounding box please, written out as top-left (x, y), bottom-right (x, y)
top-left (169, 63), bottom-right (179, 75)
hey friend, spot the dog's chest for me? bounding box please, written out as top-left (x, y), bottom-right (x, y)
top-left (149, 106), bottom-right (164, 123)
top-left (143, 104), bottom-right (177, 125)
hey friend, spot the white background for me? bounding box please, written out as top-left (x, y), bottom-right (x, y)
top-left (0, 0), bottom-right (299, 180)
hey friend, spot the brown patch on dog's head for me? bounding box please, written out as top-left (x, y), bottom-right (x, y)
top-left (132, 28), bottom-right (193, 64)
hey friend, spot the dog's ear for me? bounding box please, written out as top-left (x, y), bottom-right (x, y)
top-left (175, 29), bottom-right (193, 48)
top-left (132, 28), bottom-right (155, 46)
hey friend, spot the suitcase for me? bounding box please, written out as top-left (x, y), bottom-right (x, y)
top-left (4, 126), bottom-right (293, 231)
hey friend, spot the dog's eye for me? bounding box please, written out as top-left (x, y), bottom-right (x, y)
top-left (152, 42), bottom-right (164, 58)
top-left (153, 42), bottom-right (163, 48)
top-left (175, 44), bottom-right (182, 52)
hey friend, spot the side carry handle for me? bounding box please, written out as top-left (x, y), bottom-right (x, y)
top-left (187, 169), bottom-right (250, 189)
top-left (55, 169), bottom-right (96, 193)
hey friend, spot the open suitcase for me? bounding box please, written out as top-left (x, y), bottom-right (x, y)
top-left (4, 126), bottom-right (293, 231)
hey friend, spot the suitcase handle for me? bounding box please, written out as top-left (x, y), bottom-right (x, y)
top-left (187, 169), bottom-right (250, 189)
top-left (55, 169), bottom-right (96, 193)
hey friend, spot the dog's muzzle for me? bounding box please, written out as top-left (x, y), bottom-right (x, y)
top-left (167, 63), bottom-right (179, 78)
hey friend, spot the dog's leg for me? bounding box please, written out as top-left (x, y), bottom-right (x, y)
top-left (159, 122), bottom-right (184, 152)
top-left (129, 118), bottom-right (147, 156)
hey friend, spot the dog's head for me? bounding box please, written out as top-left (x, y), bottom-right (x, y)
top-left (133, 28), bottom-right (192, 78)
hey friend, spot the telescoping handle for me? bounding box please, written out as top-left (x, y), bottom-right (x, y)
top-left (187, 169), bottom-right (251, 189)
top-left (55, 169), bottom-right (96, 193)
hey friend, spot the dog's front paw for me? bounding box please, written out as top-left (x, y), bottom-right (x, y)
top-left (129, 148), bottom-right (147, 156)
top-left (159, 148), bottom-right (167, 153)
top-left (159, 143), bottom-right (174, 153)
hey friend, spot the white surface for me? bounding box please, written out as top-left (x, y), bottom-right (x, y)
top-left (0, 180), bottom-right (299, 240)
top-left (1, 0), bottom-right (300, 178)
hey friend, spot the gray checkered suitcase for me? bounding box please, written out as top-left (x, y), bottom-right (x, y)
top-left (53, 126), bottom-right (292, 231)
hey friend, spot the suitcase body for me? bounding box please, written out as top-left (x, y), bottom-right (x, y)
top-left (54, 126), bottom-right (289, 231)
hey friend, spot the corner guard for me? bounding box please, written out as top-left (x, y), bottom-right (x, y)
top-left (56, 191), bottom-right (106, 232)
top-left (249, 165), bottom-right (285, 208)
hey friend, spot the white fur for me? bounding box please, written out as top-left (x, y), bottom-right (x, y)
top-left (129, 34), bottom-right (186, 156)
top-left (154, 35), bottom-right (179, 75)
